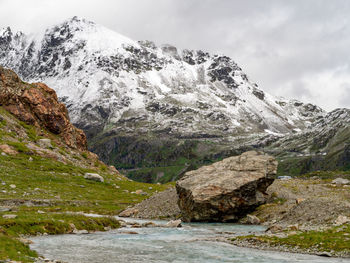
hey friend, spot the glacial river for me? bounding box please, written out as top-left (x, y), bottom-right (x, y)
top-left (30, 217), bottom-right (348, 263)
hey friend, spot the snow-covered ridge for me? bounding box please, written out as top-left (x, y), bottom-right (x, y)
top-left (0, 16), bottom-right (324, 138)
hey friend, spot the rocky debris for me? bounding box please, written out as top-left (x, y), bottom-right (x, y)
top-left (265, 224), bottom-right (283, 233)
top-left (18, 238), bottom-right (33, 245)
top-left (0, 18), bottom-right (327, 185)
top-left (83, 173), bottom-right (104, 182)
top-left (252, 178), bottom-right (350, 230)
top-left (244, 214), bottom-right (261, 225)
top-left (2, 214), bottom-right (17, 219)
top-left (229, 236), bottom-right (350, 258)
top-left (0, 66), bottom-right (87, 150)
top-left (0, 206), bottom-right (11, 212)
top-left (38, 138), bottom-right (52, 148)
top-left (121, 231), bottom-right (139, 234)
top-left (176, 151), bottom-right (277, 222)
top-left (317, 252), bottom-right (332, 257)
top-left (295, 198), bottom-right (305, 205)
top-left (165, 219), bottom-right (182, 228)
top-left (118, 188), bottom-right (181, 219)
top-left (35, 256), bottom-right (68, 263)
top-left (332, 178), bottom-right (350, 185)
top-left (334, 215), bottom-right (350, 226)
top-left (72, 229), bottom-right (89, 234)
top-left (119, 207), bottom-right (139, 217)
top-left (0, 144), bottom-right (18, 155)
top-left (134, 189), bottom-right (147, 195)
top-left (141, 221), bottom-right (157, 227)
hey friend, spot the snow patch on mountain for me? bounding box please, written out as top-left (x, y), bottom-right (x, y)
top-left (0, 16), bottom-right (325, 139)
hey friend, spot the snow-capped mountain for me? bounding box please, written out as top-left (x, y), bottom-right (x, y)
top-left (0, 17), bottom-right (323, 138)
top-left (0, 17), bottom-right (329, 181)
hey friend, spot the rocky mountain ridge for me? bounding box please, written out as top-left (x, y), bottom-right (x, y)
top-left (2, 16), bottom-right (348, 182)
top-left (0, 17), bottom-right (324, 140)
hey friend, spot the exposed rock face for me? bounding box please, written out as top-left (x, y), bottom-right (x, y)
top-left (0, 66), bottom-right (87, 150)
top-left (0, 18), bottom-right (324, 183)
top-left (176, 151), bottom-right (277, 222)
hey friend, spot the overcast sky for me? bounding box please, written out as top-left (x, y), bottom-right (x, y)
top-left (0, 0), bottom-right (349, 111)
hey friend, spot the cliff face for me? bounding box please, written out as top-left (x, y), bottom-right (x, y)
top-left (0, 66), bottom-right (87, 150)
top-left (0, 17), bottom-right (325, 183)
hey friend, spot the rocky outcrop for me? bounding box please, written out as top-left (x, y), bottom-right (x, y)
top-left (176, 151), bottom-right (277, 222)
top-left (0, 66), bottom-right (86, 150)
top-left (118, 188), bottom-right (181, 219)
top-left (0, 18), bottom-right (325, 183)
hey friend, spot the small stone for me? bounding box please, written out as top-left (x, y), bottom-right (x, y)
top-left (287, 224), bottom-right (299, 231)
top-left (84, 173), bottom-right (104, 182)
top-left (0, 207), bottom-right (11, 212)
top-left (0, 144), bottom-right (18, 155)
top-left (1, 152), bottom-right (7, 156)
top-left (119, 208), bottom-right (139, 217)
top-left (165, 219), bottom-right (182, 228)
top-left (37, 210), bottom-right (45, 214)
top-left (18, 238), bottom-right (33, 245)
top-left (332, 178), bottom-right (350, 185)
top-left (318, 252), bottom-right (332, 257)
top-left (296, 198), bottom-right (305, 205)
top-left (3, 214), bottom-right (17, 219)
top-left (148, 187), bottom-right (153, 190)
top-left (28, 157), bottom-right (33, 162)
top-left (334, 215), bottom-right (350, 226)
top-left (9, 184), bottom-right (16, 189)
top-left (38, 138), bottom-right (52, 148)
top-left (122, 231), bottom-right (138, 234)
top-left (142, 222), bottom-right (157, 227)
top-left (73, 229), bottom-right (89, 234)
top-left (245, 214), bottom-right (261, 225)
top-left (265, 224), bottom-right (283, 233)
top-left (135, 189), bottom-right (143, 195)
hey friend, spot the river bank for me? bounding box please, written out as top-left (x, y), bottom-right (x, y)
top-left (119, 177), bottom-right (350, 258)
top-left (29, 218), bottom-right (349, 263)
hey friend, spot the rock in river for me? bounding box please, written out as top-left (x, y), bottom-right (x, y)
top-left (176, 151), bottom-right (277, 222)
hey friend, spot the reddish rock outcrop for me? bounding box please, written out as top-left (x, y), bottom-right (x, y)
top-left (0, 66), bottom-right (87, 150)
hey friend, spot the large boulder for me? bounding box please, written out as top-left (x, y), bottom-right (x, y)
top-left (176, 151), bottom-right (277, 222)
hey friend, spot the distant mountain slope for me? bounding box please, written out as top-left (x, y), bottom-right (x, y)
top-left (0, 17), bottom-right (327, 182)
top-left (268, 108), bottom-right (350, 175)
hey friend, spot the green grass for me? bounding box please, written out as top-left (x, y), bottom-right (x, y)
top-left (6, 141), bottom-right (30, 153)
top-left (0, 212), bottom-right (120, 237)
top-left (0, 234), bottom-right (37, 262)
top-left (233, 224), bottom-right (350, 253)
top-left (0, 106), bottom-right (170, 261)
top-left (301, 170), bottom-right (350, 179)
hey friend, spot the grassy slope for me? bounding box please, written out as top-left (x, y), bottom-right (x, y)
top-left (234, 175), bottom-right (350, 257)
top-left (0, 106), bottom-right (168, 262)
top-left (232, 224), bottom-right (350, 255)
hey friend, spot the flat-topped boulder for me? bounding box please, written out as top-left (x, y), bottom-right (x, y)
top-left (176, 151), bottom-right (277, 222)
